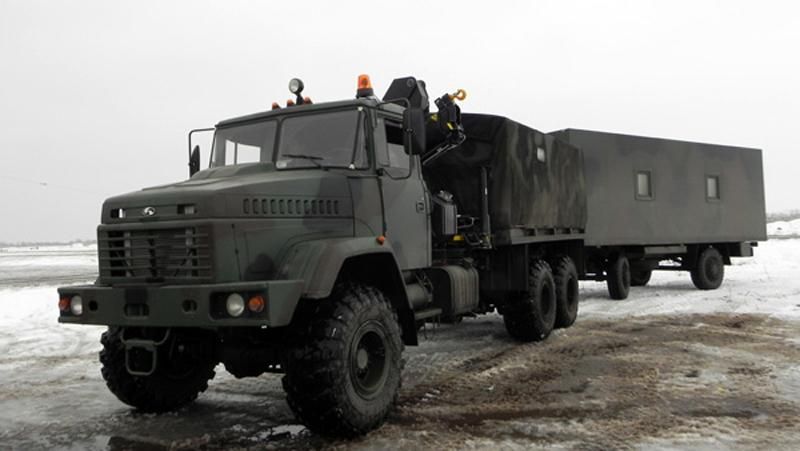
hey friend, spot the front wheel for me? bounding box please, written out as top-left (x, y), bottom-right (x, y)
top-left (283, 284), bottom-right (404, 437)
top-left (99, 327), bottom-right (217, 413)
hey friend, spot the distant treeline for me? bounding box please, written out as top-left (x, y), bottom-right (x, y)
top-left (2, 212), bottom-right (799, 247)
top-left (0, 239), bottom-right (97, 248)
top-left (766, 210), bottom-right (800, 222)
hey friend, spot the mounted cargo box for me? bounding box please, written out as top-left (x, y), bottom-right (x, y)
top-left (552, 129), bottom-right (767, 246)
top-left (425, 114), bottom-right (587, 244)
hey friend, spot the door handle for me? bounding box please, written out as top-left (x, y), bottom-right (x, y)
top-left (415, 200), bottom-right (425, 213)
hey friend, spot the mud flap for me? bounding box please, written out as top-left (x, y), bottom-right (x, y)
top-left (120, 329), bottom-right (171, 377)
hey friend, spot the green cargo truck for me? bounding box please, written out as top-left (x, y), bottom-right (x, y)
top-left (58, 75), bottom-right (765, 436)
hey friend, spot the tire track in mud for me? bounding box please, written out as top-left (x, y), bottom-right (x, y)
top-left (377, 314), bottom-right (800, 449)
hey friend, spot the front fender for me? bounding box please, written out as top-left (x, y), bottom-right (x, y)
top-left (277, 237), bottom-right (419, 345)
top-left (277, 237), bottom-right (397, 298)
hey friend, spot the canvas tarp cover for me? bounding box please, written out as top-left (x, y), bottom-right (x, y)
top-left (425, 114), bottom-right (587, 233)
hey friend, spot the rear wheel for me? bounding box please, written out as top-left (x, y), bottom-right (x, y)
top-left (503, 260), bottom-right (557, 342)
top-left (99, 327), bottom-right (217, 413)
top-left (606, 255), bottom-right (631, 300)
top-left (691, 247), bottom-right (725, 290)
top-left (283, 284), bottom-right (403, 437)
top-left (552, 256), bottom-right (579, 329)
top-left (630, 267), bottom-right (653, 287)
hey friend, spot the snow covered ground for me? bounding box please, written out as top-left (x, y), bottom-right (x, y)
top-left (1, 239), bottom-right (799, 449)
top-left (768, 218), bottom-right (800, 238)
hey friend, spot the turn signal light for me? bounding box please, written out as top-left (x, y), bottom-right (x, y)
top-left (247, 295), bottom-right (266, 313)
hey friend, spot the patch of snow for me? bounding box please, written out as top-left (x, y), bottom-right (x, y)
top-left (579, 239), bottom-right (800, 321)
top-left (767, 219), bottom-right (800, 238)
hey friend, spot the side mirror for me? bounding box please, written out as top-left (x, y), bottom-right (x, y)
top-left (189, 145), bottom-right (200, 177)
top-left (402, 108), bottom-right (427, 155)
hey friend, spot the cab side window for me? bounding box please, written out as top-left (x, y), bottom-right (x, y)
top-left (385, 121), bottom-right (408, 169)
top-left (376, 118), bottom-right (409, 170)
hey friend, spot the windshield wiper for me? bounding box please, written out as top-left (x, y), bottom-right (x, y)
top-left (283, 153), bottom-right (325, 169)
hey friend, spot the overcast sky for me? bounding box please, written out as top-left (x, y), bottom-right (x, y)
top-left (1, 0), bottom-right (798, 242)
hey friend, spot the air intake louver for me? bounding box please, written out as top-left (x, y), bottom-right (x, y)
top-left (242, 197), bottom-right (340, 216)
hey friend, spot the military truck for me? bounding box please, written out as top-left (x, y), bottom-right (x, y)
top-left (57, 75), bottom-right (766, 437)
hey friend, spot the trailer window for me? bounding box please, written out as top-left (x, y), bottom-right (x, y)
top-left (706, 175), bottom-right (720, 200)
top-left (636, 171), bottom-right (653, 200)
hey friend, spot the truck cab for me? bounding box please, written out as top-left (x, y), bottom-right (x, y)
top-left (58, 76), bottom-right (449, 437)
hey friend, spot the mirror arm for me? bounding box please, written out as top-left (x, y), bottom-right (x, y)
top-left (188, 127), bottom-right (215, 161)
top-left (187, 127), bottom-right (215, 177)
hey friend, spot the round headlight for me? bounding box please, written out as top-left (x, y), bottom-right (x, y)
top-left (288, 78), bottom-right (304, 95)
top-left (70, 295), bottom-right (84, 316)
top-left (226, 293), bottom-right (245, 317)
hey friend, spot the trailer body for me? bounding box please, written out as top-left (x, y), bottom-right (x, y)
top-left (553, 128), bottom-right (767, 246)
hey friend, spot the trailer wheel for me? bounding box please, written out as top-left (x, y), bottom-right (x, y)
top-left (99, 327), bottom-right (217, 413)
top-left (630, 268), bottom-right (652, 287)
top-left (552, 256), bottom-right (579, 328)
top-left (283, 284), bottom-right (403, 437)
top-left (606, 255), bottom-right (631, 300)
top-left (503, 260), bottom-right (557, 341)
top-left (691, 247), bottom-right (725, 290)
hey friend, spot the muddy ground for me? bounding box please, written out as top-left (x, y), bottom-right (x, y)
top-left (2, 312), bottom-right (799, 450)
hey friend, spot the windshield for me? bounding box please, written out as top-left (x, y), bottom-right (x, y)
top-left (212, 121), bottom-right (277, 167)
top-left (210, 109), bottom-right (367, 170)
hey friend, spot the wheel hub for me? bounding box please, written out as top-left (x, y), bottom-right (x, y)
top-left (356, 348), bottom-right (369, 370)
top-left (349, 321), bottom-right (389, 399)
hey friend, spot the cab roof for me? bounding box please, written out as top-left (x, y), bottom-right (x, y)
top-left (215, 98), bottom-right (404, 128)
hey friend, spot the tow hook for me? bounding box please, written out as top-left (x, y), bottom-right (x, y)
top-left (120, 328), bottom-right (171, 377)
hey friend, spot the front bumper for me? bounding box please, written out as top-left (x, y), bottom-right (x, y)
top-left (57, 280), bottom-right (304, 328)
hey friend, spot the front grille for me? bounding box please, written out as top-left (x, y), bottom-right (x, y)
top-left (98, 226), bottom-right (212, 283)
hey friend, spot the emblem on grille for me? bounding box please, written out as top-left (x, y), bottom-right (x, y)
top-left (142, 206), bottom-right (156, 217)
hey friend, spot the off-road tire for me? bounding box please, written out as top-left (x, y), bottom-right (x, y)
top-left (283, 284), bottom-right (404, 437)
top-left (99, 327), bottom-right (216, 413)
top-left (503, 260), bottom-right (557, 342)
top-left (691, 247), bottom-right (725, 290)
top-left (630, 268), bottom-right (653, 287)
top-left (552, 256), bottom-right (579, 329)
top-left (607, 255), bottom-right (631, 300)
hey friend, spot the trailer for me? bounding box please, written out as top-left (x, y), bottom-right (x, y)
top-left (554, 128), bottom-right (766, 295)
top-left (57, 75), bottom-right (767, 437)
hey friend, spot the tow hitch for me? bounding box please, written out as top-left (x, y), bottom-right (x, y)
top-left (120, 328), bottom-right (171, 376)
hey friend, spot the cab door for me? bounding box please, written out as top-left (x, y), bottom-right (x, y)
top-left (373, 115), bottom-right (431, 270)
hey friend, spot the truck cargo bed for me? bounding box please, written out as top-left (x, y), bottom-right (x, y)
top-left (425, 114), bottom-right (587, 244)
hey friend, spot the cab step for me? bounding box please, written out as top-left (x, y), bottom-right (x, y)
top-left (414, 307), bottom-right (442, 322)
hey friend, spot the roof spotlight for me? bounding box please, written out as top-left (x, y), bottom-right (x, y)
top-left (289, 78), bottom-right (304, 95)
top-left (288, 78), bottom-right (306, 105)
